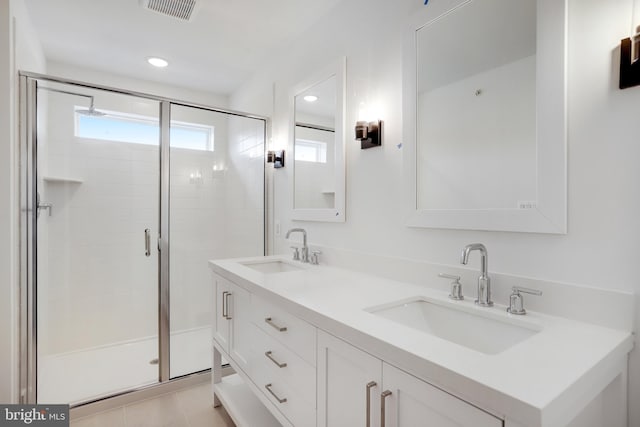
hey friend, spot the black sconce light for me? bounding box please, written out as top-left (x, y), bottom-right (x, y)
top-left (267, 150), bottom-right (285, 168)
top-left (355, 120), bottom-right (383, 149)
top-left (619, 24), bottom-right (640, 89)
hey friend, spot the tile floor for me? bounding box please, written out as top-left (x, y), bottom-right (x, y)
top-left (70, 382), bottom-right (236, 427)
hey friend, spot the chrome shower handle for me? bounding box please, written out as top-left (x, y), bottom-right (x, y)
top-left (144, 229), bottom-right (151, 257)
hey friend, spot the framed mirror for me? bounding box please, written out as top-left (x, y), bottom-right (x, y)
top-left (290, 58), bottom-right (346, 222)
top-left (403, 0), bottom-right (567, 233)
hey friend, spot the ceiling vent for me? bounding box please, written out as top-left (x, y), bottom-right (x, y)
top-left (140, 0), bottom-right (198, 22)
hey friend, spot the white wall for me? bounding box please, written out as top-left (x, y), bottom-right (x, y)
top-left (230, 0), bottom-right (640, 425)
top-left (224, 115), bottom-right (265, 258)
top-left (0, 0), bottom-right (46, 404)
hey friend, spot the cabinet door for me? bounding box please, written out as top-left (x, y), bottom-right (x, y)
top-left (317, 331), bottom-right (382, 427)
top-left (212, 274), bottom-right (230, 352)
top-left (382, 363), bottom-right (502, 427)
top-left (229, 282), bottom-right (251, 373)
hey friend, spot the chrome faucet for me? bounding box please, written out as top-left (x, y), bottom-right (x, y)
top-left (285, 228), bottom-right (308, 263)
top-left (460, 243), bottom-right (493, 307)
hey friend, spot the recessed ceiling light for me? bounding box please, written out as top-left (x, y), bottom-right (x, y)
top-left (147, 57), bottom-right (169, 68)
top-left (303, 95), bottom-right (318, 102)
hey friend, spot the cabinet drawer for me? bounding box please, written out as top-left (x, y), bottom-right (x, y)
top-left (252, 354), bottom-right (316, 427)
top-left (252, 324), bottom-right (316, 407)
top-left (252, 296), bottom-right (316, 366)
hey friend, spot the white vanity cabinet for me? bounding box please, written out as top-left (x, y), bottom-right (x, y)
top-left (211, 256), bottom-right (633, 427)
top-left (317, 330), bottom-right (382, 427)
top-left (212, 274), bottom-right (252, 373)
top-left (382, 363), bottom-right (501, 427)
top-left (317, 330), bottom-right (501, 427)
top-left (250, 296), bottom-right (317, 427)
top-left (212, 273), bottom-right (317, 427)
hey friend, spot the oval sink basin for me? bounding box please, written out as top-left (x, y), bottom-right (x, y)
top-left (367, 298), bottom-right (540, 355)
top-left (241, 260), bottom-right (303, 274)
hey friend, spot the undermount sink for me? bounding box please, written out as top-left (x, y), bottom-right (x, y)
top-left (241, 260), bottom-right (303, 274)
top-left (367, 298), bottom-right (540, 355)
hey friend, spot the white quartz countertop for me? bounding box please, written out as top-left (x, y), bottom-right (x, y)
top-left (209, 255), bottom-right (634, 427)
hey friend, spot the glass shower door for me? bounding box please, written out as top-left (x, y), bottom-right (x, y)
top-left (168, 104), bottom-right (265, 378)
top-left (35, 82), bottom-right (161, 404)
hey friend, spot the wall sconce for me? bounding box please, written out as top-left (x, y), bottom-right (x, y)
top-left (212, 164), bottom-right (226, 180)
top-left (355, 120), bottom-right (383, 149)
top-left (620, 24), bottom-right (640, 89)
top-left (189, 170), bottom-right (203, 184)
top-left (267, 150), bottom-right (285, 168)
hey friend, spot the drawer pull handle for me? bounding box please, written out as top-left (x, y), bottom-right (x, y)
top-left (265, 383), bottom-right (287, 403)
top-left (265, 351), bottom-right (287, 368)
top-left (381, 390), bottom-right (392, 427)
top-left (265, 317), bottom-right (287, 332)
top-left (366, 381), bottom-right (377, 427)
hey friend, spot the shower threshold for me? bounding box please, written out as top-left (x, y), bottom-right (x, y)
top-left (38, 326), bottom-right (212, 405)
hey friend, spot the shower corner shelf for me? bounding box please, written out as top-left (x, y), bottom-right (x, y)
top-left (43, 176), bottom-right (84, 184)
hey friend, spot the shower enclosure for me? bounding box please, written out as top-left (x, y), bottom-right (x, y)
top-left (19, 73), bottom-right (266, 405)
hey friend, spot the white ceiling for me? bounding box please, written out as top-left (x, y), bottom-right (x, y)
top-left (24, 0), bottom-right (344, 95)
top-left (296, 75), bottom-right (336, 123)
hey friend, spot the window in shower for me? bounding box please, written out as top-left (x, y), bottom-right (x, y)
top-left (75, 109), bottom-right (214, 151)
top-left (295, 139), bottom-right (327, 163)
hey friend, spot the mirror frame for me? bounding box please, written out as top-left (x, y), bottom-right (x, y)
top-left (289, 57), bottom-right (346, 222)
top-left (403, 0), bottom-right (567, 233)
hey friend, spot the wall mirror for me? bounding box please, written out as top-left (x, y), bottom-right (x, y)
top-left (403, 0), bottom-right (567, 233)
top-left (290, 58), bottom-right (346, 222)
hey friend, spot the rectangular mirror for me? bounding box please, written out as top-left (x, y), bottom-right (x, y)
top-left (290, 58), bottom-right (346, 222)
top-left (403, 0), bottom-right (567, 233)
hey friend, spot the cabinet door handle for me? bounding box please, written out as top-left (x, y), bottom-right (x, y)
top-left (224, 292), bottom-right (232, 320)
top-left (222, 291), bottom-right (228, 319)
top-left (265, 383), bottom-right (287, 403)
top-left (264, 317), bottom-right (287, 332)
top-left (144, 229), bottom-right (151, 257)
top-left (265, 351), bottom-right (287, 368)
top-left (366, 381), bottom-right (377, 427)
top-left (380, 390), bottom-right (392, 427)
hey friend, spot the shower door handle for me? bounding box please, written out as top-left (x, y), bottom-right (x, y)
top-left (144, 229), bottom-right (151, 257)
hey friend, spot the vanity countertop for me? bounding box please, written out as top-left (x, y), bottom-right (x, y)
top-left (210, 255), bottom-right (633, 427)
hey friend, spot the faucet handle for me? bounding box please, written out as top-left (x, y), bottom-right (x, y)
top-left (438, 273), bottom-right (463, 301)
top-left (507, 286), bottom-right (542, 315)
top-left (310, 250), bottom-right (322, 265)
top-left (290, 246), bottom-right (300, 261)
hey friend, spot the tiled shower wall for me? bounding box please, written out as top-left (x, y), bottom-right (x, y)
top-left (39, 86), bottom-right (264, 356)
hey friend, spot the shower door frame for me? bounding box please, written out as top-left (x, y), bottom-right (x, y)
top-left (18, 71), bottom-right (269, 406)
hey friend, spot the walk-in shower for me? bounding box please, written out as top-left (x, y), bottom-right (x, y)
top-left (19, 73), bottom-right (266, 406)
